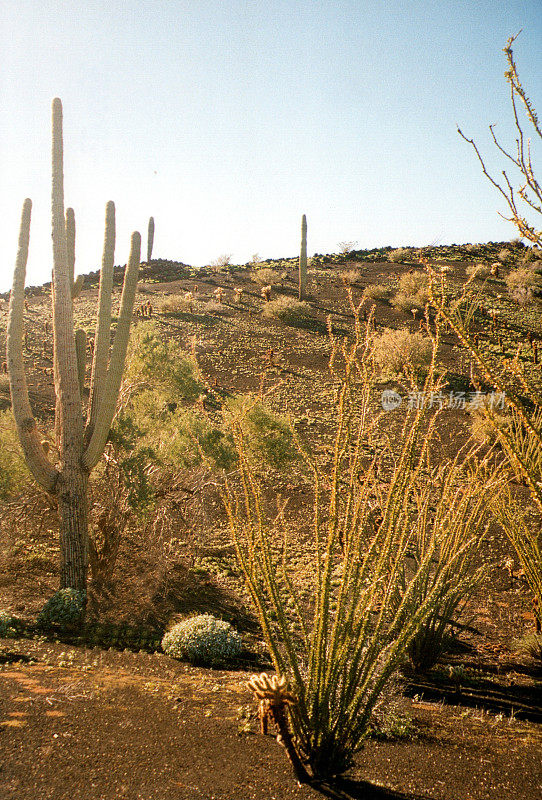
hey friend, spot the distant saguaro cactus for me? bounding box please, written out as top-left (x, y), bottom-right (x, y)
top-left (6, 98), bottom-right (140, 593)
top-left (147, 216), bottom-right (155, 263)
top-left (298, 214), bottom-right (307, 300)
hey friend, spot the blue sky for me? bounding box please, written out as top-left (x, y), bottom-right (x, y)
top-left (1, 0), bottom-right (541, 291)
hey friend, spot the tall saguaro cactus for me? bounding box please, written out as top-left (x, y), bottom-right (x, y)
top-left (7, 98), bottom-right (140, 592)
top-left (298, 214), bottom-right (307, 301)
top-left (147, 216), bottom-right (155, 263)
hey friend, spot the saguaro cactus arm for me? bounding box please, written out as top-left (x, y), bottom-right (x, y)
top-left (51, 98), bottom-right (84, 457)
top-left (66, 207), bottom-right (84, 298)
top-left (85, 201), bottom-right (116, 441)
top-left (147, 216), bottom-right (154, 263)
top-left (75, 328), bottom-right (86, 398)
top-left (82, 231), bottom-right (140, 470)
top-left (7, 199), bottom-right (58, 492)
top-left (299, 214), bottom-right (307, 301)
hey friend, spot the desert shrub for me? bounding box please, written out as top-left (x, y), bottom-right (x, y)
top-left (0, 610), bottom-right (16, 638)
top-left (514, 633), bottom-right (542, 662)
top-left (498, 248), bottom-right (512, 263)
top-left (505, 267), bottom-right (541, 303)
top-left (163, 409), bottom-right (236, 472)
top-left (469, 403), bottom-right (512, 445)
top-left (465, 263), bottom-right (491, 279)
top-left (387, 247), bottom-right (411, 263)
top-left (203, 299), bottom-right (230, 315)
top-left (161, 614), bottom-right (242, 665)
top-left (464, 243), bottom-right (482, 253)
top-left (124, 324), bottom-right (203, 405)
top-left (261, 296), bottom-right (311, 323)
top-left (210, 254), bottom-right (232, 272)
top-left (372, 327), bottom-right (432, 379)
top-left (340, 268), bottom-right (363, 285)
top-left (337, 241), bottom-right (358, 255)
top-left (253, 268), bottom-right (282, 285)
top-left (0, 410), bottom-right (31, 500)
top-left (159, 295), bottom-right (194, 314)
top-left (362, 283), bottom-right (390, 302)
top-left (226, 396), bottom-right (299, 471)
top-left (391, 271), bottom-right (429, 310)
top-left (226, 314), bottom-right (498, 779)
top-left (37, 589), bottom-right (86, 630)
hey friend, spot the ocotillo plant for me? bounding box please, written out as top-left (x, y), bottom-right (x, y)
top-left (298, 214), bottom-right (307, 300)
top-left (6, 98), bottom-right (140, 593)
top-left (147, 216), bottom-right (155, 263)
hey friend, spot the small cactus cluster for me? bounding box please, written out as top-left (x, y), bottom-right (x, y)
top-left (37, 588), bottom-right (86, 630)
top-left (161, 613), bottom-right (242, 665)
top-left (136, 300), bottom-right (153, 317)
top-left (247, 673), bottom-right (308, 784)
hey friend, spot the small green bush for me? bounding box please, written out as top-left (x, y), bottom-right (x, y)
top-left (0, 610), bottom-right (16, 638)
top-left (37, 589), bottom-right (86, 630)
top-left (161, 614), bottom-right (242, 665)
top-left (226, 397), bottom-right (299, 470)
top-left (164, 410), bottom-right (237, 472)
top-left (124, 324), bottom-right (203, 404)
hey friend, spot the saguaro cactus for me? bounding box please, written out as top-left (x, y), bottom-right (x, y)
top-left (6, 98), bottom-right (140, 592)
top-left (298, 214), bottom-right (307, 301)
top-left (147, 216), bottom-right (155, 263)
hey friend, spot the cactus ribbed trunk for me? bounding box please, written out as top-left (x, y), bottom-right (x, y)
top-left (58, 468), bottom-right (89, 590)
top-left (7, 98), bottom-right (140, 597)
top-left (299, 214), bottom-right (307, 301)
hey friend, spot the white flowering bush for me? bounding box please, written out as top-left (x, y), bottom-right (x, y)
top-left (161, 614), bottom-right (242, 665)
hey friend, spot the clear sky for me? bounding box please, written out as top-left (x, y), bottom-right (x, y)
top-left (1, 0), bottom-right (541, 292)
